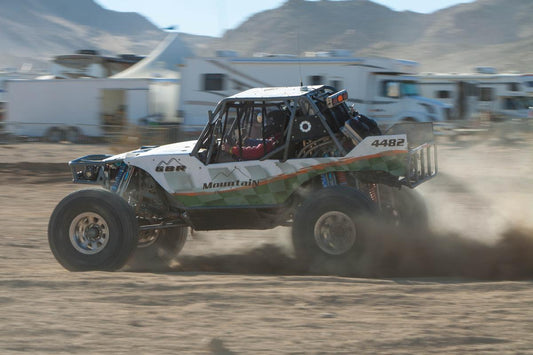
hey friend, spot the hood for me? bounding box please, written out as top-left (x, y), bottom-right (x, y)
top-left (124, 140), bottom-right (197, 163)
top-left (103, 140), bottom-right (198, 163)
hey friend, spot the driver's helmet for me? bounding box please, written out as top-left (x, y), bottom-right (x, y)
top-left (265, 110), bottom-right (286, 137)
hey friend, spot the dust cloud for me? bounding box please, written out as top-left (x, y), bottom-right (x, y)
top-left (346, 225), bottom-right (533, 280)
top-left (154, 226), bottom-right (533, 281)
top-left (151, 130), bottom-right (533, 280)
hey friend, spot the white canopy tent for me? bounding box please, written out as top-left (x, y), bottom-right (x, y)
top-left (113, 33), bottom-right (193, 79)
top-left (113, 33), bottom-right (194, 122)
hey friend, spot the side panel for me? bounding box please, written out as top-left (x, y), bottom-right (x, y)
top-left (6, 80), bottom-right (101, 137)
top-left (126, 135), bottom-right (408, 208)
top-left (6, 79), bottom-right (151, 137)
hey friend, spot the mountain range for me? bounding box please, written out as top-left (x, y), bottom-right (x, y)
top-left (0, 0), bottom-right (164, 72)
top-left (1, 0), bottom-right (532, 74)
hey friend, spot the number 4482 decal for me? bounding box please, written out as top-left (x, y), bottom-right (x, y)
top-left (370, 138), bottom-right (405, 147)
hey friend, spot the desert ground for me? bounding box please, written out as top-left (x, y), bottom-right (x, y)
top-left (1, 124), bottom-right (533, 354)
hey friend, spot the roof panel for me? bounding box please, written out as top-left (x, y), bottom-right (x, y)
top-left (227, 85), bottom-right (324, 100)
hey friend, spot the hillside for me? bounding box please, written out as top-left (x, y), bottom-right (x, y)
top-left (1, 0), bottom-right (532, 74)
top-left (0, 0), bottom-right (165, 71)
top-left (203, 0), bottom-right (533, 73)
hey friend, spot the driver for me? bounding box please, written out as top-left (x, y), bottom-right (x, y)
top-left (224, 110), bottom-right (286, 160)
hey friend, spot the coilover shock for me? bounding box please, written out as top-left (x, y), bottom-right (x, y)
top-left (367, 183), bottom-right (379, 202)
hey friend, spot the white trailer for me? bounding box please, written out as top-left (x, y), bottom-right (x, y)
top-left (5, 77), bottom-right (179, 141)
top-left (419, 71), bottom-right (533, 120)
top-left (178, 54), bottom-right (450, 129)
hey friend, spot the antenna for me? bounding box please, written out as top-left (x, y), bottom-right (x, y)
top-left (297, 31), bottom-right (303, 86)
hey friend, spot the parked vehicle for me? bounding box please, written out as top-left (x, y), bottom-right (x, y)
top-left (4, 78), bottom-right (178, 141)
top-left (48, 85), bottom-right (437, 272)
top-left (178, 54), bottom-right (450, 130)
top-left (419, 71), bottom-right (533, 121)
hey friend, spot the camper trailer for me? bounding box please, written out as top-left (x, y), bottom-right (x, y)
top-left (178, 54), bottom-right (450, 130)
top-left (419, 71), bottom-right (533, 120)
top-left (5, 78), bottom-right (179, 141)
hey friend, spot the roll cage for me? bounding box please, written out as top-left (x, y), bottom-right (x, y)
top-left (191, 85), bottom-right (353, 164)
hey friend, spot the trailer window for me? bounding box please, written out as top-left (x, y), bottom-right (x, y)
top-left (400, 81), bottom-right (419, 96)
top-left (479, 87), bottom-right (493, 101)
top-left (436, 90), bottom-right (451, 99)
top-left (465, 83), bottom-right (479, 96)
top-left (329, 80), bottom-right (343, 90)
top-left (382, 81), bottom-right (400, 98)
top-left (504, 97), bottom-right (531, 110)
top-left (203, 74), bottom-right (226, 91)
top-left (308, 75), bottom-right (324, 85)
top-left (508, 83), bottom-right (519, 92)
top-left (504, 98), bottom-right (516, 110)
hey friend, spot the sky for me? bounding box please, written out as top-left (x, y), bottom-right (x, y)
top-left (94, 0), bottom-right (476, 37)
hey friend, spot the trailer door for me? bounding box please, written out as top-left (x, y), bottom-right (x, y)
top-left (126, 89), bottom-right (149, 124)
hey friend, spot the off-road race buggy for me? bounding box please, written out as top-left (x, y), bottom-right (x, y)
top-left (48, 85), bottom-right (437, 271)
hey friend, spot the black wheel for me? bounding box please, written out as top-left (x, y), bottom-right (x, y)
top-left (45, 127), bottom-right (64, 143)
top-left (48, 189), bottom-right (139, 271)
top-left (388, 187), bottom-right (428, 229)
top-left (126, 227), bottom-right (188, 270)
top-left (292, 186), bottom-right (375, 266)
top-left (64, 126), bottom-right (81, 143)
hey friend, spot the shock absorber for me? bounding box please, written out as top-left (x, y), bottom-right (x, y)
top-left (320, 174), bottom-right (328, 187)
top-left (367, 183), bottom-right (378, 202)
top-left (336, 171), bottom-right (348, 185)
top-left (320, 172), bottom-right (338, 187)
top-left (111, 164), bottom-right (127, 192)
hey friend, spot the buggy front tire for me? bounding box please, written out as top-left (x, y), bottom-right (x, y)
top-left (48, 189), bottom-right (139, 271)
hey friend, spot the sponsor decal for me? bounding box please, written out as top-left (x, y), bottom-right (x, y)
top-left (155, 158), bottom-right (187, 172)
top-left (370, 138), bottom-right (405, 147)
top-left (299, 120), bottom-right (312, 133)
top-left (202, 179), bottom-right (259, 190)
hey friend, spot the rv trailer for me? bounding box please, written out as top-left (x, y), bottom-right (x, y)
top-left (418, 71), bottom-right (533, 121)
top-left (178, 54), bottom-right (451, 130)
top-left (5, 78), bottom-right (179, 141)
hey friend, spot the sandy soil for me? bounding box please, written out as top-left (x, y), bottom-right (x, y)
top-left (1, 129), bottom-right (533, 354)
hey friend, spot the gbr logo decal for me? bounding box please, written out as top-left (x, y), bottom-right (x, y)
top-left (155, 158), bottom-right (187, 172)
top-left (370, 138), bottom-right (405, 148)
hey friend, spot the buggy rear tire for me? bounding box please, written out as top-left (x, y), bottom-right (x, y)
top-left (48, 189), bottom-right (139, 271)
top-left (126, 227), bottom-right (188, 270)
top-left (292, 186), bottom-right (375, 267)
top-left (391, 188), bottom-right (428, 229)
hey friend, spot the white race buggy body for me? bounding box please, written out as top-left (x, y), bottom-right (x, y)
top-left (49, 85), bottom-right (437, 271)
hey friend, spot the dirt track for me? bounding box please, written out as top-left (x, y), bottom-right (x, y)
top-left (1, 132), bottom-right (533, 354)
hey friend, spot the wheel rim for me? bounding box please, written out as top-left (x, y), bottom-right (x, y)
top-left (69, 212), bottom-right (110, 255)
top-left (314, 211), bottom-right (357, 255)
top-left (48, 129), bottom-right (62, 143)
top-left (137, 229), bottom-right (160, 248)
top-left (65, 128), bottom-right (79, 143)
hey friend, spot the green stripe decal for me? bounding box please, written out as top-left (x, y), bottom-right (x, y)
top-left (173, 152), bottom-right (407, 207)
